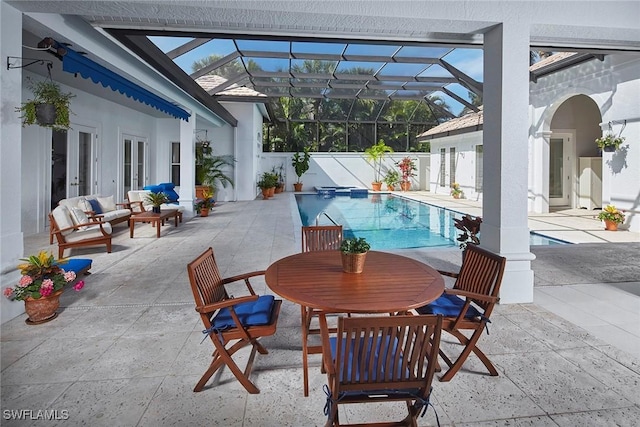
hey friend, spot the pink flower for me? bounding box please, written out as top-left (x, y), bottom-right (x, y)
top-left (40, 286), bottom-right (52, 297)
top-left (18, 275), bottom-right (33, 287)
top-left (73, 280), bottom-right (85, 292)
top-left (4, 287), bottom-right (14, 298)
top-left (64, 271), bottom-right (77, 282)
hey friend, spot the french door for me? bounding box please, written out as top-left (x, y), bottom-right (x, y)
top-left (549, 134), bottom-right (573, 207)
top-left (51, 125), bottom-right (97, 209)
top-left (122, 134), bottom-right (149, 196)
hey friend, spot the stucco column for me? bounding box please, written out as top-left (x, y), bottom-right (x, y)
top-left (1, 2), bottom-right (26, 323)
top-left (482, 22), bottom-right (535, 303)
top-left (179, 116), bottom-right (195, 215)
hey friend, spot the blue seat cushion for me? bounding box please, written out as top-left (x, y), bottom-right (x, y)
top-left (88, 199), bottom-right (102, 214)
top-left (416, 293), bottom-right (482, 318)
top-left (55, 258), bottom-right (92, 275)
top-left (329, 335), bottom-right (407, 381)
top-left (212, 295), bottom-right (275, 330)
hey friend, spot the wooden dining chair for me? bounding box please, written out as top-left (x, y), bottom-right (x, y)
top-left (187, 247), bottom-right (282, 394)
top-left (320, 314), bottom-right (443, 427)
top-left (302, 225), bottom-right (343, 252)
top-left (300, 225), bottom-right (344, 396)
top-left (415, 244), bottom-right (507, 382)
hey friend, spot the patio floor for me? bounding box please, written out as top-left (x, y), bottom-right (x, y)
top-left (2, 193), bottom-right (639, 426)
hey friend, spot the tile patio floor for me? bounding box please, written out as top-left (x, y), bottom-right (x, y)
top-left (1, 192), bottom-right (639, 426)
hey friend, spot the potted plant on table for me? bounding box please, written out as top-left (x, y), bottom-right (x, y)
top-left (595, 133), bottom-right (625, 153)
top-left (340, 237), bottom-right (371, 274)
top-left (450, 182), bottom-right (463, 199)
top-left (396, 156), bottom-right (417, 191)
top-left (365, 140), bottom-right (393, 191)
top-left (145, 192), bottom-right (169, 214)
top-left (383, 169), bottom-right (400, 191)
top-left (3, 251), bottom-right (84, 324)
top-left (16, 79), bottom-right (75, 131)
top-left (292, 148), bottom-right (311, 192)
top-left (597, 205), bottom-right (625, 231)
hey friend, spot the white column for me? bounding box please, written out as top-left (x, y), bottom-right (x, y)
top-left (1, 2), bottom-right (26, 323)
top-left (179, 116), bottom-right (195, 216)
top-left (482, 22), bottom-right (535, 303)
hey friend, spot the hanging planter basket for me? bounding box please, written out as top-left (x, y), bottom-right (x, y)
top-left (35, 103), bottom-right (57, 125)
top-left (602, 145), bottom-right (616, 153)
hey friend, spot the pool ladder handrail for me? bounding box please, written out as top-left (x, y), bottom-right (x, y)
top-left (315, 211), bottom-right (339, 226)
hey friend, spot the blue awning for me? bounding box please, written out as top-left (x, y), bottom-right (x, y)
top-left (62, 47), bottom-right (190, 121)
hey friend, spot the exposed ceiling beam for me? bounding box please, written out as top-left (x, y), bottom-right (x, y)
top-left (439, 59), bottom-right (483, 96)
top-left (441, 87), bottom-right (479, 112)
top-left (166, 38), bottom-right (210, 60)
top-left (190, 51), bottom-right (241, 79)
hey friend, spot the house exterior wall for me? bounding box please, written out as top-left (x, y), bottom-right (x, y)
top-left (530, 54), bottom-right (640, 232)
top-left (260, 152), bottom-right (428, 193)
top-left (428, 132), bottom-right (483, 201)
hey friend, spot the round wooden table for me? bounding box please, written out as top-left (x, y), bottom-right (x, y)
top-left (265, 250), bottom-right (444, 314)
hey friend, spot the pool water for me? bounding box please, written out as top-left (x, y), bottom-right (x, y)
top-left (295, 193), bottom-right (566, 250)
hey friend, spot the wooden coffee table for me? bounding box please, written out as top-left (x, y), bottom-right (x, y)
top-left (129, 210), bottom-right (180, 238)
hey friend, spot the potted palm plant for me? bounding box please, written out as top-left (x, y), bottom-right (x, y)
top-left (195, 146), bottom-right (235, 199)
top-left (145, 192), bottom-right (169, 213)
top-left (340, 237), bottom-right (371, 274)
top-left (16, 79), bottom-right (74, 131)
top-left (365, 140), bottom-right (393, 191)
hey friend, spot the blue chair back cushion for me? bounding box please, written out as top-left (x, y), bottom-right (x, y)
top-left (88, 199), bottom-right (102, 214)
top-left (144, 183), bottom-right (179, 202)
top-left (416, 293), bottom-right (482, 318)
top-left (212, 295), bottom-right (275, 330)
top-left (329, 335), bottom-right (408, 382)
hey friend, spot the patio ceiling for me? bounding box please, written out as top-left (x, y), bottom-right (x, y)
top-left (107, 30), bottom-right (483, 124)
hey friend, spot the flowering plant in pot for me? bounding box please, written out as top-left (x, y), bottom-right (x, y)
top-left (597, 205), bottom-right (625, 230)
top-left (395, 156), bottom-right (417, 191)
top-left (194, 189), bottom-right (215, 216)
top-left (595, 133), bottom-right (624, 152)
top-left (3, 251), bottom-right (84, 324)
top-left (450, 182), bottom-right (463, 199)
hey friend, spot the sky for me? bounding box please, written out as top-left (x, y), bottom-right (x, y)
top-left (149, 36), bottom-right (484, 116)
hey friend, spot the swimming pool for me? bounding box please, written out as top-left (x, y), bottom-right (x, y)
top-left (295, 193), bottom-right (566, 250)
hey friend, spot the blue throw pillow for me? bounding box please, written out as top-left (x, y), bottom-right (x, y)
top-left (88, 199), bottom-right (102, 214)
top-left (212, 295), bottom-right (275, 330)
top-left (416, 293), bottom-right (482, 318)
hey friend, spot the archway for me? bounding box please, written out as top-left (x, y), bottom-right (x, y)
top-left (548, 94), bottom-right (602, 209)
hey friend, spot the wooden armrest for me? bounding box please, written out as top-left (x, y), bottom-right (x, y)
top-left (444, 288), bottom-right (498, 304)
top-left (195, 295), bottom-right (259, 314)
top-left (221, 270), bottom-right (265, 285)
top-left (437, 270), bottom-right (459, 278)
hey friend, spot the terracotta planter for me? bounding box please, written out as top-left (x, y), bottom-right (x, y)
top-left (386, 184), bottom-right (395, 191)
top-left (24, 289), bottom-right (63, 324)
top-left (293, 183), bottom-right (303, 192)
top-left (604, 220), bottom-right (619, 231)
top-left (268, 187), bottom-right (276, 197)
top-left (275, 184), bottom-right (284, 194)
top-left (452, 193), bottom-right (461, 199)
top-left (195, 185), bottom-right (210, 199)
top-left (400, 181), bottom-right (411, 192)
top-left (341, 252), bottom-right (367, 274)
top-left (261, 188), bottom-right (271, 199)
top-left (200, 207), bottom-right (210, 217)
top-left (371, 182), bottom-right (382, 191)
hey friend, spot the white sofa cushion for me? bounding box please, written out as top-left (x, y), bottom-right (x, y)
top-left (65, 222), bottom-right (112, 242)
top-left (69, 207), bottom-right (90, 230)
top-left (97, 195), bottom-right (117, 212)
top-left (51, 206), bottom-right (75, 236)
top-left (77, 197), bottom-right (93, 212)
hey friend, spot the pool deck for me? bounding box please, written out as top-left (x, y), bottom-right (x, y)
top-left (2, 192), bottom-right (639, 426)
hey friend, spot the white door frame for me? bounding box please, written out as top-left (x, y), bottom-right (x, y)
top-left (548, 132), bottom-right (575, 207)
top-left (67, 124), bottom-right (98, 198)
top-left (122, 133), bottom-right (150, 200)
